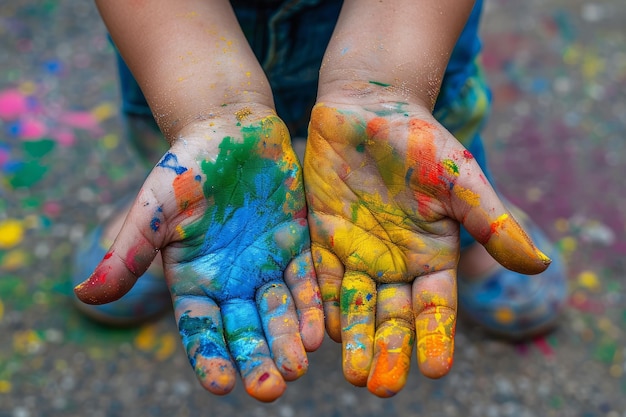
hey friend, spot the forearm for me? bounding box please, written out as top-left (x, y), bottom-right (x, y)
top-left (96, 0), bottom-right (273, 140)
top-left (318, 0), bottom-right (475, 109)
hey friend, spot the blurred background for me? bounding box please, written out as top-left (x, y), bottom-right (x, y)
top-left (0, 0), bottom-right (624, 416)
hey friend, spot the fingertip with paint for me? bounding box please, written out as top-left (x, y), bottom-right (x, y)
top-left (244, 367), bottom-right (286, 403)
top-left (536, 247), bottom-right (552, 266)
top-left (419, 354), bottom-right (454, 380)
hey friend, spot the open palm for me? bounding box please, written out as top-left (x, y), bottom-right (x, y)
top-left (304, 103), bottom-right (550, 397)
top-left (75, 114), bottom-right (324, 402)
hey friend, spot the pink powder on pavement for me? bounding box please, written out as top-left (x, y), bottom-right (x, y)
top-left (0, 89), bottom-right (28, 120)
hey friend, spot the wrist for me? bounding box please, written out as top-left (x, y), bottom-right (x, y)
top-left (171, 102), bottom-right (280, 146)
top-left (156, 83), bottom-right (275, 143)
top-left (316, 74), bottom-right (434, 114)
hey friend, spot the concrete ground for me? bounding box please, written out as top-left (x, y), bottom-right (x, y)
top-left (1, 0), bottom-right (625, 416)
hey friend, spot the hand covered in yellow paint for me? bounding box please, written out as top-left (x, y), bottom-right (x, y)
top-left (304, 102), bottom-right (551, 397)
top-left (75, 108), bottom-right (324, 402)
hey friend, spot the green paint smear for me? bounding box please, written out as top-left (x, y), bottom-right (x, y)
top-left (0, 274), bottom-right (28, 296)
top-left (368, 102), bottom-right (409, 117)
top-left (9, 161), bottom-right (49, 188)
top-left (606, 280), bottom-right (621, 294)
top-left (549, 395), bottom-right (563, 409)
top-left (340, 287), bottom-right (360, 313)
top-left (369, 81), bottom-right (391, 87)
top-left (593, 339), bottom-right (618, 364)
top-left (442, 159), bottom-right (459, 175)
top-left (22, 139), bottom-right (56, 158)
top-left (182, 117), bottom-right (299, 260)
top-left (350, 202), bottom-right (359, 223)
top-left (200, 136), bottom-right (262, 220)
top-left (107, 165), bottom-right (130, 181)
top-left (0, 275), bottom-right (29, 310)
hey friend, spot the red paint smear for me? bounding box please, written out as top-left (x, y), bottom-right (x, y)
top-left (419, 301), bottom-right (438, 312)
top-left (533, 336), bottom-right (554, 357)
top-left (103, 251), bottom-right (113, 260)
top-left (293, 207), bottom-right (307, 220)
top-left (94, 271), bottom-right (108, 285)
top-left (258, 372), bottom-right (270, 382)
top-left (125, 245), bottom-right (143, 275)
top-left (90, 264), bottom-right (112, 285)
top-left (463, 149), bottom-right (474, 159)
top-left (415, 192), bottom-right (434, 217)
top-left (355, 294), bottom-right (363, 306)
top-left (488, 215), bottom-right (508, 240)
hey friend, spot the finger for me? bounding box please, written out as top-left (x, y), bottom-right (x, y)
top-left (283, 251), bottom-right (325, 351)
top-left (412, 269), bottom-right (457, 379)
top-left (257, 282), bottom-right (308, 381)
top-left (367, 283), bottom-right (414, 398)
top-left (74, 188), bottom-right (166, 305)
top-left (221, 299), bottom-right (286, 402)
top-left (340, 271), bottom-right (377, 387)
top-left (447, 152), bottom-right (551, 275)
top-left (174, 295), bottom-right (237, 396)
top-left (311, 245), bottom-right (345, 342)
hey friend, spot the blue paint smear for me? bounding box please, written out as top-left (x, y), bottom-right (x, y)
top-left (157, 152), bottom-right (188, 175)
top-left (186, 167), bottom-right (301, 302)
top-left (150, 206), bottom-right (163, 231)
top-left (405, 167), bottom-right (414, 186)
top-left (150, 217), bottom-right (161, 232)
top-left (221, 301), bottom-right (269, 376)
top-left (178, 310), bottom-right (230, 369)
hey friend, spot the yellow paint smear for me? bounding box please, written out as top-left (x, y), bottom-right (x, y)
top-left (415, 305), bottom-right (455, 364)
top-left (453, 185), bottom-right (480, 207)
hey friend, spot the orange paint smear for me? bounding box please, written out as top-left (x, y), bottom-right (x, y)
top-left (367, 337), bottom-right (411, 397)
top-left (173, 169), bottom-right (202, 217)
top-left (366, 117), bottom-right (389, 140)
top-left (406, 119), bottom-right (446, 190)
top-left (489, 213), bottom-right (509, 238)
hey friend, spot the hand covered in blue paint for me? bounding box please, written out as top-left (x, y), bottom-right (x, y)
top-left (75, 108), bottom-right (324, 402)
top-left (304, 102), bottom-right (551, 396)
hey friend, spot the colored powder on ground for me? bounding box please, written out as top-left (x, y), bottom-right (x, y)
top-left (0, 219), bottom-right (24, 249)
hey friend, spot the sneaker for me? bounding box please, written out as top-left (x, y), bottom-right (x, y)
top-left (457, 205), bottom-right (568, 340)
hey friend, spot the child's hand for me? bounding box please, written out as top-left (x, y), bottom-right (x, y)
top-left (75, 109), bottom-right (323, 402)
top-left (304, 102), bottom-right (550, 397)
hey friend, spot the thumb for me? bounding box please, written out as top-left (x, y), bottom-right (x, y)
top-left (450, 161), bottom-right (551, 275)
top-left (74, 189), bottom-right (165, 305)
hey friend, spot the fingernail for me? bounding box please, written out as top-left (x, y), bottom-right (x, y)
top-left (535, 248), bottom-right (552, 265)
